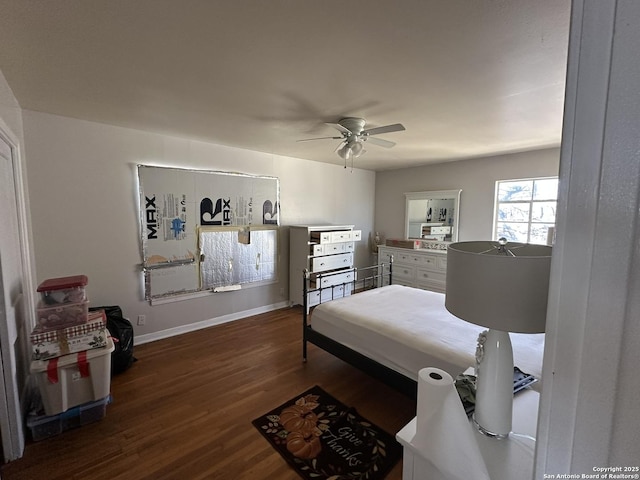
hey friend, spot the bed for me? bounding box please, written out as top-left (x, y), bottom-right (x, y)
top-left (302, 262), bottom-right (545, 398)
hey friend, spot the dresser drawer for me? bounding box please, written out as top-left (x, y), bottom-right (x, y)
top-left (329, 230), bottom-right (353, 243)
top-left (416, 268), bottom-right (446, 285)
top-left (307, 283), bottom-right (353, 307)
top-left (416, 279), bottom-right (446, 293)
top-left (324, 242), bottom-right (347, 254)
top-left (313, 269), bottom-right (355, 289)
top-left (311, 252), bottom-right (353, 272)
top-left (310, 230), bottom-right (355, 244)
top-left (392, 278), bottom-right (415, 288)
top-left (378, 249), bottom-right (393, 264)
top-left (310, 231), bottom-right (332, 244)
top-left (420, 254), bottom-right (445, 271)
top-left (416, 266), bottom-right (446, 294)
top-left (395, 252), bottom-right (422, 265)
top-left (312, 241), bottom-right (355, 256)
top-left (394, 264), bottom-right (416, 281)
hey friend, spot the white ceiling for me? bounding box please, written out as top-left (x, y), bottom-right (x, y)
top-left (0, 1), bottom-right (570, 171)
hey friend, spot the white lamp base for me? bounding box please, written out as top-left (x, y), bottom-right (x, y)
top-left (473, 329), bottom-right (514, 439)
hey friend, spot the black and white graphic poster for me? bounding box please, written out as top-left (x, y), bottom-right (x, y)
top-left (138, 165), bottom-right (279, 266)
top-left (137, 165), bottom-right (279, 300)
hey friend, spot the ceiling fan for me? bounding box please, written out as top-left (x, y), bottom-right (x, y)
top-left (298, 117), bottom-right (405, 167)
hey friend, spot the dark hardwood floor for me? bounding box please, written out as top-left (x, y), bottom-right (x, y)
top-left (2, 306), bottom-right (416, 479)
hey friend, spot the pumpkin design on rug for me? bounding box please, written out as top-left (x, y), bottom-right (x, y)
top-left (252, 386), bottom-right (402, 480)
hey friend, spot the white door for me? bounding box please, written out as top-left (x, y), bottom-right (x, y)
top-left (0, 133), bottom-right (26, 461)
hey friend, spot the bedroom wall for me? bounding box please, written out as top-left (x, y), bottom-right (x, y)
top-left (0, 69), bottom-right (23, 141)
top-left (21, 110), bottom-right (376, 342)
top-left (374, 148), bottom-right (561, 242)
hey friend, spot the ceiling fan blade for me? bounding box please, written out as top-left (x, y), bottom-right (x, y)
top-left (296, 136), bottom-right (343, 142)
top-left (366, 137), bottom-right (396, 148)
top-left (326, 122), bottom-right (352, 135)
top-left (362, 123), bottom-right (405, 136)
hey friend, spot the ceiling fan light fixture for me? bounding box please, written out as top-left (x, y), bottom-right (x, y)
top-left (338, 139), bottom-right (364, 160)
top-left (350, 140), bottom-right (364, 158)
top-left (337, 143), bottom-right (352, 160)
top-left (299, 117), bottom-right (404, 164)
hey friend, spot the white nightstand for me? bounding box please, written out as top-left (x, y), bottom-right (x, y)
top-left (396, 388), bottom-right (539, 480)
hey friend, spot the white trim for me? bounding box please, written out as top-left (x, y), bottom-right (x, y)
top-left (0, 120), bottom-right (29, 462)
top-left (0, 121), bottom-right (35, 327)
top-left (135, 301), bottom-right (290, 345)
top-left (535, 0), bottom-right (640, 474)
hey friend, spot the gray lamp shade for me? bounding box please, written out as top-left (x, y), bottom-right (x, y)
top-left (445, 241), bottom-right (552, 333)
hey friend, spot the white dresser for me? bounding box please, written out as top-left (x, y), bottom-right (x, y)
top-left (377, 245), bottom-right (447, 293)
top-left (289, 225), bottom-right (362, 307)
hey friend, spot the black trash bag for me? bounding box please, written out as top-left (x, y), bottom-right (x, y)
top-left (90, 305), bottom-right (136, 375)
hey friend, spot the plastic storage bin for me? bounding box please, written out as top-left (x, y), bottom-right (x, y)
top-left (36, 299), bottom-right (89, 331)
top-left (78, 394), bottom-right (111, 424)
top-left (31, 309), bottom-right (108, 361)
top-left (27, 395), bottom-right (111, 441)
top-left (26, 411), bottom-right (63, 441)
top-left (30, 337), bottom-right (114, 416)
top-left (37, 275), bottom-right (88, 305)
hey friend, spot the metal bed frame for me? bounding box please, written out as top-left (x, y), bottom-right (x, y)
top-left (301, 257), bottom-right (418, 398)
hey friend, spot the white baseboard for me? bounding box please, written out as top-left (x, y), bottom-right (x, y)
top-left (135, 301), bottom-right (291, 346)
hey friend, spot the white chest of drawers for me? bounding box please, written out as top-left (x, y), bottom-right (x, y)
top-left (289, 225), bottom-right (362, 307)
top-left (377, 246), bottom-right (447, 293)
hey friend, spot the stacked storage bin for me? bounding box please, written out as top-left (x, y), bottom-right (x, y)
top-left (27, 275), bottom-right (115, 441)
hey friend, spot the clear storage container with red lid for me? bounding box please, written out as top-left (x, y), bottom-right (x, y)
top-left (36, 300), bottom-right (89, 331)
top-left (37, 275), bottom-right (88, 305)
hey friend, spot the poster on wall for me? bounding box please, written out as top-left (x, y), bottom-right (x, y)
top-left (137, 165), bottom-right (280, 300)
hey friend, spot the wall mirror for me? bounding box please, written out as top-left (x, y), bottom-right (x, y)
top-left (404, 190), bottom-right (462, 243)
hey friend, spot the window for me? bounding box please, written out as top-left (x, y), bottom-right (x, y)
top-left (494, 177), bottom-right (559, 244)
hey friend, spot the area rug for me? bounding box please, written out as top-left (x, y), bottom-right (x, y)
top-left (252, 386), bottom-right (402, 480)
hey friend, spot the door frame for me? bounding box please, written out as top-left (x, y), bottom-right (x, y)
top-left (0, 116), bottom-right (36, 462)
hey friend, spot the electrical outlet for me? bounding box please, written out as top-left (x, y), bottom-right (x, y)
top-left (137, 315), bottom-right (146, 326)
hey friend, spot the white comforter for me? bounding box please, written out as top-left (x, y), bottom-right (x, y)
top-left (310, 284), bottom-right (544, 383)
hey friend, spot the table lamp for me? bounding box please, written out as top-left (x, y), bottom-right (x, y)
top-left (445, 239), bottom-right (552, 439)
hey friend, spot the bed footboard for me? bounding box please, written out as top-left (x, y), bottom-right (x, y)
top-left (300, 260), bottom-right (417, 397)
top-left (305, 327), bottom-right (417, 398)
top-left (302, 261), bottom-right (393, 359)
